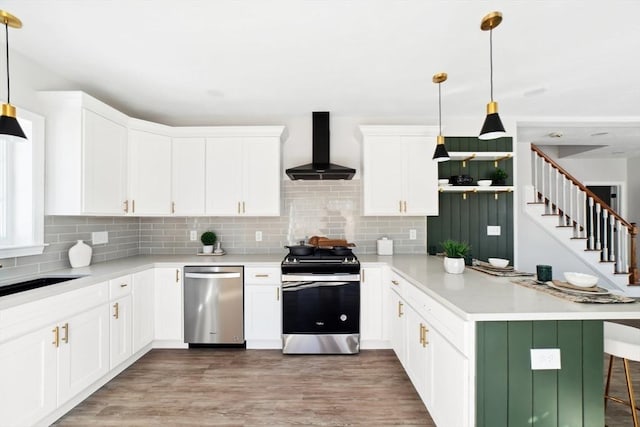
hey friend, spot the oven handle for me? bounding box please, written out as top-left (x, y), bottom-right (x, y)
top-left (282, 281), bottom-right (358, 291)
top-left (281, 274), bottom-right (360, 282)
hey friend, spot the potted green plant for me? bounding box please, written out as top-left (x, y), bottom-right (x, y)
top-left (440, 239), bottom-right (471, 274)
top-left (490, 168), bottom-right (508, 186)
top-left (200, 231), bottom-right (217, 254)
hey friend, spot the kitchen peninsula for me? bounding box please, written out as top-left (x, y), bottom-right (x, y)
top-left (1, 254), bottom-right (637, 427)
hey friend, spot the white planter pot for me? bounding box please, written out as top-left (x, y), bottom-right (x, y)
top-left (202, 245), bottom-right (214, 254)
top-left (443, 257), bottom-right (465, 274)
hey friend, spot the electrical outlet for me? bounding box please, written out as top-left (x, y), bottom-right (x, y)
top-left (530, 348), bottom-right (561, 370)
top-left (487, 225), bottom-right (501, 236)
top-left (255, 231), bottom-right (263, 242)
top-left (409, 229), bottom-right (417, 240)
top-left (92, 231), bottom-right (108, 245)
top-left (190, 230), bottom-right (197, 241)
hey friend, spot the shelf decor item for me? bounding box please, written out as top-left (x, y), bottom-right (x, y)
top-left (432, 72), bottom-right (450, 162)
top-left (68, 239), bottom-right (92, 268)
top-left (490, 167), bottom-right (508, 185)
top-left (441, 239), bottom-right (471, 274)
top-left (200, 231), bottom-right (217, 254)
top-left (479, 11), bottom-right (506, 140)
top-left (0, 10), bottom-right (26, 142)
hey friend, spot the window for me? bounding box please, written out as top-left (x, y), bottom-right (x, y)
top-left (0, 107), bottom-right (45, 257)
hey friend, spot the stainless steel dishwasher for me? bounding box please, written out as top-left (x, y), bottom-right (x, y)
top-left (183, 265), bottom-right (244, 345)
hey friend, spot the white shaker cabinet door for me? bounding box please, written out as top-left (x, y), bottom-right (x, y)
top-left (109, 295), bottom-right (133, 369)
top-left (57, 304), bottom-right (110, 406)
top-left (362, 136), bottom-right (404, 215)
top-left (389, 288), bottom-right (406, 367)
top-left (128, 129), bottom-right (172, 215)
top-left (404, 304), bottom-right (432, 407)
top-left (205, 137), bottom-right (243, 215)
top-left (83, 109), bottom-right (128, 215)
top-left (154, 268), bottom-right (183, 343)
top-left (132, 269), bottom-right (155, 353)
top-left (403, 137), bottom-right (438, 215)
top-left (360, 267), bottom-right (386, 347)
top-left (244, 284), bottom-right (282, 348)
top-left (243, 137), bottom-right (281, 216)
top-left (0, 325), bottom-right (58, 426)
top-left (172, 137), bottom-right (206, 215)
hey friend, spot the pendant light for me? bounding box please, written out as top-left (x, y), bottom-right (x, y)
top-left (479, 11), bottom-right (505, 140)
top-left (0, 10), bottom-right (26, 142)
top-left (432, 72), bottom-right (449, 162)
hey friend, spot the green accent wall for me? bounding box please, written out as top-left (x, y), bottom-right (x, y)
top-left (476, 320), bottom-right (604, 427)
top-left (428, 136), bottom-right (514, 263)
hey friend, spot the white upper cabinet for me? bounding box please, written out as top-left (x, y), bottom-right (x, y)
top-left (360, 126), bottom-right (439, 216)
top-left (171, 138), bottom-right (206, 215)
top-left (41, 92), bottom-right (128, 215)
top-left (128, 123), bottom-right (172, 215)
top-left (205, 130), bottom-right (283, 216)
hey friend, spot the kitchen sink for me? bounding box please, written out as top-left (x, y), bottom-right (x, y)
top-left (0, 276), bottom-right (84, 297)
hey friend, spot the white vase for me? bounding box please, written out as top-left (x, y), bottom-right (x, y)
top-left (202, 245), bottom-right (214, 254)
top-left (69, 240), bottom-right (92, 268)
top-left (443, 256), bottom-right (465, 274)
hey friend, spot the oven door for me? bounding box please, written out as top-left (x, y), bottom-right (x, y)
top-left (281, 274), bottom-right (360, 354)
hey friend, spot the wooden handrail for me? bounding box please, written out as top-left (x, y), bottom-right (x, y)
top-left (531, 144), bottom-right (633, 230)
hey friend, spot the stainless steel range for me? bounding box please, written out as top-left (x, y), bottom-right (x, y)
top-left (281, 247), bottom-right (360, 354)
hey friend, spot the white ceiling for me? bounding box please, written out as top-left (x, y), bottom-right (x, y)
top-left (3, 0), bottom-right (640, 157)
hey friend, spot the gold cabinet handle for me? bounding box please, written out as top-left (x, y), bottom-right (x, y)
top-left (419, 323), bottom-right (424, 345)
top-left (132, 200), bottom-right (136, 213)
top-left (120, 283), bottom-right (128, 288)
top-left (391, 280), bottom-right (399, 286)
top-left (403, 201), bottom-right (407, 213)
top-left (242, 201), bottom-right (246, 214)
top-left (172, 201), bottom-right (176, 214)
top-left (113, 302), bottom-right (119, 319)
top-left (52, 326), bottom-right (60, 347)
top-left (398, 301), bottom-right (404, 317)
top-left (276, 287), bottom-right (280, 301)
top-left (175, 269), bottom-right (180, 283)
top-left (362, 269), bottom-right (365, 282)
top-left (123, 200), bottom-right (129, 213)
top-left (61, 323), bottom-right (69, 344)
top-left (237, 202), bottom-right (241, 214)
top-left (422, 325), bottom-right (429, 347)
top-left (399, 200), bottom-right (402, 213)
top-left (255, 274), bottom-right (269, 278)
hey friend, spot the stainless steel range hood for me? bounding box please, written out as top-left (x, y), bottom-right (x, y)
top-left (285, 112), bottom-right (356, 180)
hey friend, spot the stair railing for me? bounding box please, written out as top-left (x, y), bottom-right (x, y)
top-left (530, 144), bottom-right (638, 285)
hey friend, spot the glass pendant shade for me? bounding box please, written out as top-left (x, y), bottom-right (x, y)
top-left (432, 135), bottom-right (450, 162)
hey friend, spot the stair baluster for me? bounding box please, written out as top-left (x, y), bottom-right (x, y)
top-left (601, 209), bottom-right (609, 261)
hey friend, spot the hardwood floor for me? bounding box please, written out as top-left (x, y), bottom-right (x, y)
top-left (52, 347), bottom-right (640, 426)
top-left (54, 349), bottom-right (435, 426)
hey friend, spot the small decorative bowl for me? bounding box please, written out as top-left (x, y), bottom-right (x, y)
top-left (438, 179), bottom-right (449, 185)
top-left (563, 272), bottom-right (598, 287)
top-left (488, 258), bottom-right (509, 268)
top-left (477, 180), bottom-right (492, 187)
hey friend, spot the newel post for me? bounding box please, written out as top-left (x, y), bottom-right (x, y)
top-left (630, 223), bottom-right (638, 285)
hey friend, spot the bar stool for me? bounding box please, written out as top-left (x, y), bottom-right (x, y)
top-left (604, 321), bottom-right (640, 427)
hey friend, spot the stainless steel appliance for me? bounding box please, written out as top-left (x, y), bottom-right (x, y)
top-left (183, 265), bottom-right (244, 345)
top-left (281, 247), bottom-right (360, 354)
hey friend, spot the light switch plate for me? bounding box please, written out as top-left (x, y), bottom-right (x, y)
top-left (92, 231), bottom-right (108, 245)
top-left (530, 348), bottom-right (561, 370)
top-left (409, 229), bottom-right (417, 240)
top-left (190, 230), bottom-right (197, 241)
top-left (487, 225), bottom-right (501, 236)
top-left (255, 231), bottom-right (263, 242)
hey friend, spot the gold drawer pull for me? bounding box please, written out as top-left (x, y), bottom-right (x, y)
top-left (61, 323), bottom-right (69, 344)
top-left (398, 301), bottom-right (404, 317)
top-left (176, 269), bottom-right (180, 283)
top-left (276, 287), bottom-right (280, 301)
top-left (391, 280), bottom-right (399, 286)
top-left (120, 283), bottom-right (128, 288)
top-left (255, 274), bottom-right (269, 278)
top-left (123, 200), bottom-right (129, 213)
top-left (113, 302), bottom-right (119, 319)
top-left (52, 326), bottom-right (60, 347)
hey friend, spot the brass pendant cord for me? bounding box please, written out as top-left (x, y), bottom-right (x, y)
top-left (489, 29), bottom-right (494, 102)
top-left (438, 82), bottom-right (442, 136)
top-left (4, 22), bottom-right (9, 104)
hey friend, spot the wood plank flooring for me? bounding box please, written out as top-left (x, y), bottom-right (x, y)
top-left (54, 349), bottom-right (435, 426)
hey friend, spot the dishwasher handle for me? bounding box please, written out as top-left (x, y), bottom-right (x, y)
top-left (185, 272), bottom-right (242, 279)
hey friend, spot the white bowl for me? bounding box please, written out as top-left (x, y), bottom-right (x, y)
top-left (488, 258), bottom-right (509, 268)
top-left (563, 272), bottom-right (598, 287)
top-left (477, 180), bottom-right (492, 187)
top-left (438, 179), bottom-right (449, 185)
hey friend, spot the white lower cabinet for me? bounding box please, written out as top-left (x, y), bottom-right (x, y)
top-left (244, 266), bottom-right (282, 349)
top-left (360, 266), bottom-right (387, 348)
top-left (109, 295), bottom-right (132, 369)
top-left (132, 269), bottom-right (155, 352)
top-left (404, 304), bottom-right (433, 407)
top-left (0, 302), bottom-right (109, 426)
top-left (154, 267), bottom-right (184, 344)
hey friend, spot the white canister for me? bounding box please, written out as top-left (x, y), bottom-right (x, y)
top-left (68, 239), bottom-right (92, 268)
top-left (376, 238), bottom-right (393, 256)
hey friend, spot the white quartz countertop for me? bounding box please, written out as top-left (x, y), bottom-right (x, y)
top-left (1, 254), bottom-right (639, 321)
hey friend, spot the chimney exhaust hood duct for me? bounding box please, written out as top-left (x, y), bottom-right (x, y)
top-left (285, 111), bottom-right (356, 180)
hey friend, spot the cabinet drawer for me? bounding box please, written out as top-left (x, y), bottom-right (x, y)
top-left (388, 271), bottom-right (405, 297)
top-left (244, 267), bottom-right (281, 285)
top-left (109, 274), bottom-right (132, 299)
